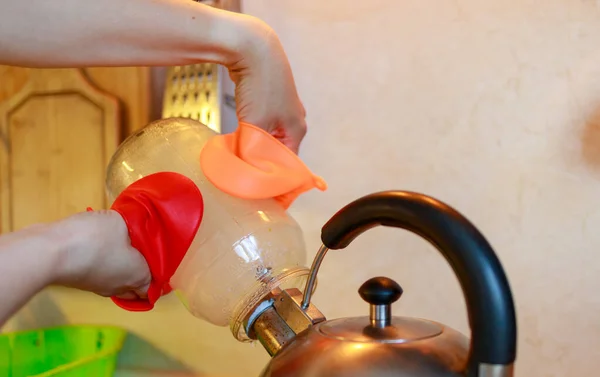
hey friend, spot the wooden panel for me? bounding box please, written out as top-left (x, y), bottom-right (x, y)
top-left (0, 66), bottom-right (152, 138)
top-left (0, 69), bottom-right (120, 232)
top-left (0, 66), bottom-right (30, 104)
top-left (84, 67), bottom-right (151, 136)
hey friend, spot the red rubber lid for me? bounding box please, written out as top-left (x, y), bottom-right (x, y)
top-left (100, 171), bottom-right (204, 311)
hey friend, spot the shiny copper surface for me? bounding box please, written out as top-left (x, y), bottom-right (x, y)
top-left (259, 317), bottom-right (469, 377)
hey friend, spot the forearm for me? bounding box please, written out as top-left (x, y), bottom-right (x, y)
top-left (0, 0), bottom-right (258, 68)
top-left (0, 224), bottom-right (64, 326)
top-left (0, 210), bottom-right (153, 327)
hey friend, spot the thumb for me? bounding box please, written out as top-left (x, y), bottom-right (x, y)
top-left (114, 281), bottom-right (150, 300)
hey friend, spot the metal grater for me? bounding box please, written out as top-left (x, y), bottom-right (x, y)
top-left (161, 0), bottom-right (240, 133)
top-left (161, 63), bottom-right (222, 132)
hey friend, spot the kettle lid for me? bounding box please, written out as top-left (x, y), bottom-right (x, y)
top-left (259, 276), bottom-right (470, 377)
top-left (318, 277), bottom-right (443, 343)
top-left (318, 316), bottom-right (443, 343)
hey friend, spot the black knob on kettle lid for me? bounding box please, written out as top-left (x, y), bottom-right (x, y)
top-left (358, 276), bottom-right (403, 305)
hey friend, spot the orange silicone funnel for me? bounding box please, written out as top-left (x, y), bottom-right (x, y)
top-left (200, 122), bottom-right (327, 208)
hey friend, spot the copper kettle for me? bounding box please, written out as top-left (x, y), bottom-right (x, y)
top-left (243, 191), bottom-right (517, 377)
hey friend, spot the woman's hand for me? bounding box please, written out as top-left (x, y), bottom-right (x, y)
top-left (0, 1), bottom-right (308, 153)
top-left (228, 18), bottom-right (307, 154)
top-left (0, 210), bottom-right (150, 325)
top-left (51, 210), bottom-right (151, 299)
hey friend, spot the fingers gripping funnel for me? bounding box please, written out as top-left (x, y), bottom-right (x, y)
top-left (200, 122), bottom-right (327, 208)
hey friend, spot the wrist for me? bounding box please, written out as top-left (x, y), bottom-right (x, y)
top-left (47, 210), bottom-right (120, 286)
top-left (43, 218), bottom-right (83, 285)
top-left (196, 7), bottom-right (274, 68)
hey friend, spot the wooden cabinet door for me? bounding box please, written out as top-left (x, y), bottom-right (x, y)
top-left (0, 68), bottom-right (120, 233)
top-left (84, 67), bottom-right (152, 135)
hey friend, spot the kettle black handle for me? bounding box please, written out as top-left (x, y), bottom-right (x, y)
top-left (320, 191), bottom-right (517, 374)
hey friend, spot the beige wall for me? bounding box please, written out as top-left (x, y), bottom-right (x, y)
top-left (252, 1), bottom-right (600, 375)
top-left (5, 1), bottom-right (600, 376)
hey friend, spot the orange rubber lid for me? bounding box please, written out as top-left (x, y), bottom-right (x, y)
top-left (200, 122), bottom-right (327, 208)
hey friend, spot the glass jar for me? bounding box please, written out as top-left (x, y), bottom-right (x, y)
top-left (105, 118), bottom-right (311, 341)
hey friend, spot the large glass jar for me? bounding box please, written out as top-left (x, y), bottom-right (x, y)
top-left (105, 118), bottom-right (312, 341)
